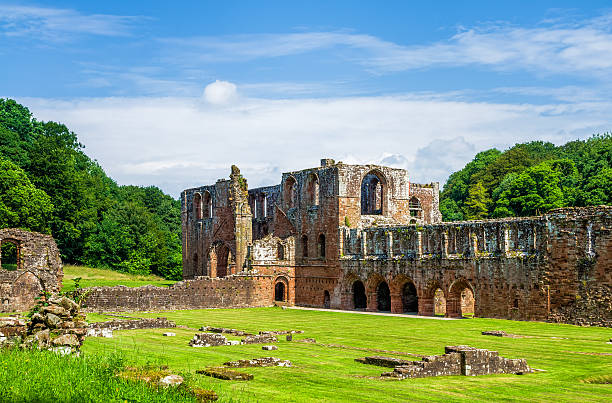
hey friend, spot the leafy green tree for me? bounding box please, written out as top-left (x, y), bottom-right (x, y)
top-left (0, 158), bottom-right (53, 232)
top-left (463, 182), bottom-right (490, 219)
top-left (581, 168), bottom-right (612, 205)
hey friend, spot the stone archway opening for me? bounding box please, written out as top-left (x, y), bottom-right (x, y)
top-left (377, 281), bottom-right (391, 312)
top-left (323, 290), bottom-right (331, 308)
top-left (274, 282), bottom-right (286, 302)
top-left (210, 243), bottom-right (230, 278)
top-left (402, 281), bottom-right (418, 313)
top-left (447, 280), bottom-right (475, 318)
top-left (353, 280), bottom-right (367, 310)
top-left (361, 171), bottom-right (386, 215)
top-left (1, 240), bottom-right (19, 271)
top-left (434, 288), bottom-right (446, 316)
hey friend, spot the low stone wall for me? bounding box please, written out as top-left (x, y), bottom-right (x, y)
top-left (548, 284), bottom-right (612, 327)
top-left (379, 346), bottom-right (530, 379)
top-left (88, 317), bottom-right (176, 331)
top-left (82, 274), bottom-right (276, 312)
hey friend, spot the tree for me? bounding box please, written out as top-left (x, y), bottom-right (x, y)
top-left (463, 182), bottom-right (490, 220)
top-left (0, 158), bottom-right (53, 232)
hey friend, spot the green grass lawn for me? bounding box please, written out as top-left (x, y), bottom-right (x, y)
top-left (62, 265), bottom-right (177, 292)
top-left (82, 307), bottom-right (612, 402)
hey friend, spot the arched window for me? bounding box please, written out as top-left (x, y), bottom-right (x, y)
top-left (193, 193), bottom-right (202, 220)
top-left (306, 173), bottom-right (320, 206)
top-left (318, 234), bottom-right (326, 258)
top-left (1, 240), bottom-right (19, 271)
top-left (361, 171), bottom-right (385, 215)
top-left (284, 176), bottom-right (298, 209)
top-left (261, 194), bottom-right (267, 218)
top-left (203, 191), bottom-right (212, 218)
top-left (277, 242), bottom-right (285, 260)
top-left (409, 196), bottom-right (422, 218)
top-left (301, 235), bottom-right (308, 258)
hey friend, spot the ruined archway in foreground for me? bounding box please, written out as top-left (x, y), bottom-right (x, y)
top-left (402, 281), bottom-right (418, 313)
top-left (447, 279), bottom-right (475, 318)
top-left (377, 281), bottom-right (391, 311)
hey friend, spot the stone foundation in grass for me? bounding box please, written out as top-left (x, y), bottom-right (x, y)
top-left (222, 357), bottom-right (291, 368)
top-left (197, 367), bottom-right (254, 381)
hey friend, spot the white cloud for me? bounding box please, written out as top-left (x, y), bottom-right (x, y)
top-left (203, 80), bottom-right (238, 105)
top-left (18, 92), bottom-right (611, 197)
top-left (0, 5), bottom-right (146, 40)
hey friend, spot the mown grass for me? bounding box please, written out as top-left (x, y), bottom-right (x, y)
top-left (0, 348), bottom-right (200, 402)
top-left (62, 265), bottom-right (177, 292)
top-left (83, 307), bottom-right (612, 402)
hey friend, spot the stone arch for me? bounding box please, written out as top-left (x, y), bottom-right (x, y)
top-left (318, 234), bottom-right (326, 258)
top-left (323, 290), bottom-right (331, 308)
top-left (376, 281), bottom-right (391, 311)
top-left (274, 276), bottom-right (289, 302)
top-left (193, 192), bottom-right (203, 220)
top-left (365, 273), bottom-right (388, 312)
top-left (208, 242), bottom-right (231, 278)
top-left (352, 280), bottom-right (367, 310)
top-left (305, 172), bottom-right (320, 206)
top-left (409, 196), bottom-right (422, 219)
top-left (202, 190), bottom-right (212, 218)
top-left (391, 275), bottom-right (419, 313)
top-left (447, 278), bottom-right (475, 318)
top-left (284, 176), bottom-right (298, 210)
top-left (0, 238), bottom-right (21, 271)
top-left (360, 169), bottom-right (387, 215)
top-left (420, 280), bottom-right (446, 316)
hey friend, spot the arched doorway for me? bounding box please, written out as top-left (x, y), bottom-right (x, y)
top-left (209, 243), bottom-right (230, 278)
top-left (323, 290), bottom-right (331, 308)
top-left (274, 282), bottom-right (286, 302)
top-left (353, 280), bottom-right (367, 309)
top-left (447, 279), bottom-right (475, 318)
top-left (361, 171), bottom-right (385, 215)
top-left (401, 281), bottom-right (418, 312)
top-left (434, 288), bottom-right (446, 316)
top-left (377, 281), bottom-right (391, 311)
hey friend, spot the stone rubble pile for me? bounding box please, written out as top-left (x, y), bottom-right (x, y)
top-left (355, 356), bottom-right (413, 368)
top-left (190, 333), bottom-right (229, 347)
top-left (258, 330), bottom-right (303, 336)
top-left (241, 334), bottom-right (278, 344)
top-left (200, 326), bottom-right (253, 336)
top-left (222, 357), bottom-right (292, 368)
top-left (0, 295), bottom-right (88, 354)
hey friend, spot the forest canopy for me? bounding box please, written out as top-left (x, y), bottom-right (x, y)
top-left (0, 99), bottom-right (182, 279)
top-left (440, 135), bottom-right (612, 221)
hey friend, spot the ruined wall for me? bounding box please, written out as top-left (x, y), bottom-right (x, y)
top-left (0, 228), bottom-right (63, 312)
top-left (83, 274), bottom-right (291, 312)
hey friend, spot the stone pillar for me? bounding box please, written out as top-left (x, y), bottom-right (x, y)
top-left (470, 232), bottom-right (478, 256)
top-left (416, 232), bottom-right (423, 258)
top-left (360, 230), bottom-right (367, 257)
top-left (338, 228), bottom-right (345, 257)
top-left (502, 226), bottom-right (510, 256)
top-left (530, 225), bottom-right (537, 252)
top-left (419, 295), bottom-right (434, 316)
top-left (441, 232), bottom-right (448, 259)
top-left (386, 231), bottom-right (393, 258)
top-left (390, 291), bottom-right (402, 314)
top-left (446, 293), bottom-right (462, 318)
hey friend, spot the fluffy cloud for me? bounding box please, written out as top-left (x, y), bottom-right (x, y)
top-left (203, 80), bottom-right (238, 105)
top-left (19, 92), bottom-right (611, 197)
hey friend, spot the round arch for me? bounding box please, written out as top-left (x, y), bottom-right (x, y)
top-left (447, 278), bottom-right (475, 318)
top-left (305, 172), bottom-right (320, 206)
top-left (274, 276), bottom-right (289, 303)
top-left (283, 176), bottom-right (298, 210)
top-left (360, 169), bottom-right (389, 215)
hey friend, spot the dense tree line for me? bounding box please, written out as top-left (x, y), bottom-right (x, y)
top-left (0, 99), bottom-right (182, 279)
top-left (440, 135), bottom-right (612, 221)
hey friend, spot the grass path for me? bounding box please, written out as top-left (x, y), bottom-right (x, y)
top-left (83, 307), bottom-right (612, 402)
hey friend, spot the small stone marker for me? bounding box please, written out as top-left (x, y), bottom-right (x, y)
top-left (163, 332), bottom-right (176, 337)
top-left (158, 374), bottom-right (183, 387)
top-left (262, 345), bottom-right (278, 350)
top-left (286, 334), bottom-right (292, 341)
top-left (227, 340), bottom-right (240, 345)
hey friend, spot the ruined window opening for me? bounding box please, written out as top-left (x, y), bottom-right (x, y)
top-left (216, 244), bottom-right (230, 278)
top-left (323, 290), bottom-right (331, 308)
top-left (353, 280), bottom-right (367, 309)
top-left (0, 240), bottom-right (19, 271)
top-left (434, 288), bottom-right (446, 316)
top-left (193, 193), bottom-right (203, 220)
top-left (306, 173), bottom-right (320, 206)
top-left (274, 282), bottom-right (286, 302)
top-left (377, 281), bottom-right (391, 311)
top-left (409, 197), bottom-right (422, 218)
top-left (402, 282), bottom-right (418, 312)
top-left (302, 235), bottom-right (308, 258)
top-left (318, 234), bottom-right (326, 258)
top-left (193, 252), bottom-right (199, 276)
top-left (262, 195), bottom-right (267, 218)
top-left (277, 242), bottom-right (285, 260)
top-left (284, 177), bottom-right (298, 209)
top-left (253, 198), bottom-right (258, 219)
top-left (202, 191), bottom-right (212, 218)
top-left (361, 172), bottom-right (384, 215)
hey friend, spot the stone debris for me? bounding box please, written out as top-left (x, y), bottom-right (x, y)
top-left (0, 316), bottom-right (27, 338)
top-left (88, 317), bottom-right (175, 332)
top-left (262, 345), bottom-right (278, 350)
top-left (259, 330), bottom-right (303, 336)
top-left (163, 332), bottom-right (176, 337)
top-left (286, 334), bottom-right (292, 341)
top-left (190, 333), bottom-right (228, 347)
top-left (482, 330), bottom-right (509, 337)
top-left (197, 367), bottom-right (253, 381)
top-left (158, 374), bottom-right (183, 388)
top-left (200, 326), bottom-right (253, 336)
top-left (298, 338), bottom-right (316, 343)
top-left (241, 334), bottom-right (278, 344)
top-left (86, 328), bottom-right (113, 338)
top-left (380, 346), bottom-right (531, 379)
top-left (223, 357), bottom-right (291, 368)
top-left (355, 356), bottom-right (413, 368)
top-left (227, 340), bottom-right (240, 346)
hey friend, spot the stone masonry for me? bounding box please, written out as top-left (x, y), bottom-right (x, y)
top-left (0, 228), bottom-right (63, 312)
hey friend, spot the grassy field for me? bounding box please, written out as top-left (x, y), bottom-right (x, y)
top-left (82, 307), bottom-right (612, 402)
top-left (62, 265), bottom-right (177, 291)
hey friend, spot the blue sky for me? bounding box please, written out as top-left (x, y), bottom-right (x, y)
top-left (2, 1), bottom-right (612, 196)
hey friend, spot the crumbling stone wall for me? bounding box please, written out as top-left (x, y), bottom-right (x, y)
top-left (0, 228), bottom-right (63, 312)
